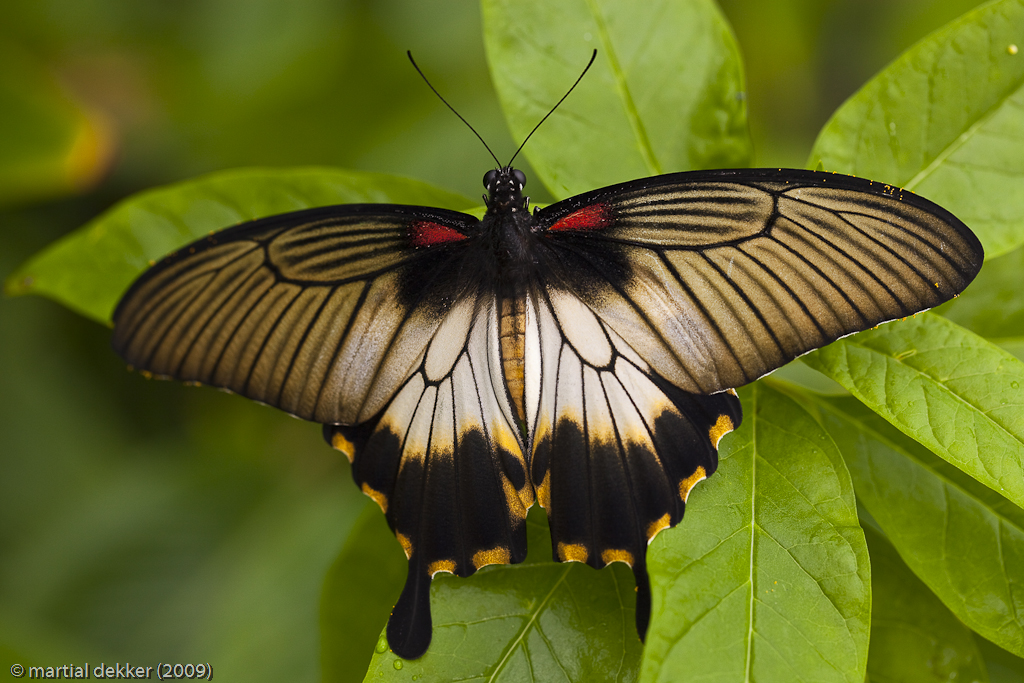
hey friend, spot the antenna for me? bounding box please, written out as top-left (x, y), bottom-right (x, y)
top-left (507, 49), bottom-right (597, 168)
top-left (408, 48), bottom-right (598, 169)
top-left (408, 51), bottom-right (501, 167)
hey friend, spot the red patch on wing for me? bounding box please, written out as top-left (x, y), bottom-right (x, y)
top-left (409, 221), bottom-right (466, 247)
top-left (549, 203), bottom-right (613, 232)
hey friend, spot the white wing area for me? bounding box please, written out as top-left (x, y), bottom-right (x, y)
top-left (346, 293), bottom-right (533, 579)
top-left (525, 288), bottom-right (734, 566)
top-left (340, 286), bottom-right (739, 659)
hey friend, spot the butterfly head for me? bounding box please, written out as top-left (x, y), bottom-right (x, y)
top-left (483, 167), bottom-right (528, 212)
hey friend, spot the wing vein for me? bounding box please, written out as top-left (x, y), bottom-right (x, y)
top-left (170, 262), bottom-right (269, 377)
top-left (310, 282), bottom-right (368, 415)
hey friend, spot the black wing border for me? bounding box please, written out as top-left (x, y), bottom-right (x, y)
top-left (111, 202), bottom-right (480, 324)
top-left (535, 167), bottom-right (983, 262)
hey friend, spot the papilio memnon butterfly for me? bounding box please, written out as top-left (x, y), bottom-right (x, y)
top-left (110, 57), bottom-right (984, 660)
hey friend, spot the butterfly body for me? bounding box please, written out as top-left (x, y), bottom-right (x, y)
top-left (112, 166), bottom-right (983, 660)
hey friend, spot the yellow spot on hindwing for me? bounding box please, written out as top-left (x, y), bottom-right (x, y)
top-left (646, 513), bottom-right (671, 541)
top-left (536, 470), bottom-right (551, 509)
top-left (601, 549), bottom-right (634, 566)
top-left (726, 388), bottom-right (738, 397)
top-left (518, 479), bottom-right (535, 510)
top-left (361, 483), bottom-right (388, 513)
top-left (501, 475), bottom-right (527, 520)
top-left (493, 425), bottom-right (525, 472)
top-left (709, 414), bottom-right (735, 449)
top-left (472, 547), bottom-right (511, 569)
top-left (396, 532), bottom-right (413, 559)
top-left (557, 542), bottom-right (589, 563)
top-left (331, 432), bottom-right (356, 463)
top-left (428, 560), bottom-right (456, 576)
top-left (679, 466), bottom-right (707, 502)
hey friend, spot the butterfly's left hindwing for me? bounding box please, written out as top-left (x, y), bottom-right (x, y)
top-left (326, 294), bottom-right (532, 658)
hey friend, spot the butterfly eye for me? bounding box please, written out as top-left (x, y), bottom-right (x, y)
top-left (512, 169), bottom-right (526, 189)
top-left (483, 170), bottom-right (498, 189)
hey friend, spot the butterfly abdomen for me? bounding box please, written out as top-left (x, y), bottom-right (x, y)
top-left (499, 296), bottom-right (527, 424)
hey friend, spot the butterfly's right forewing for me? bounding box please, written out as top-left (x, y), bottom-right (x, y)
top-left (535, 169), bottom-right (984, 394)
top-left (525, 168), bottom-right (983, 640)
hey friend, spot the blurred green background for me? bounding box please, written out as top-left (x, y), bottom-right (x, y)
top-left (0, 0), bottom-right (985, 680)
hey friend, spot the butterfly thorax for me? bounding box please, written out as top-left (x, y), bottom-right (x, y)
top-left (482, 167), bottom-right (536, 427)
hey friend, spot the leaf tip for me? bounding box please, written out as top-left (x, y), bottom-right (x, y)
top-left (3, 270), bottom-right (34, 297)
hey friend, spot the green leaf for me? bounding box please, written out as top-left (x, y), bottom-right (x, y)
top-left (321, 503), bottom-right (406, 683)
top-left (4, 167), bottom-right (476, 325)
top-left (1001, 340), bottom-right (1024, 363)
top-left (809, 393), bottom-right (1024, 656)
top-left (980, 638), bottom-right (1024, 683)
top-left (363, 507), bottom-right (642, 682)
top-left (809, 0), bottom-right (1024, 258)
top-left (767, 360), bottom-right (850, 397)
top-left (0, 46), bottom-right (113, 207)
top-left (482, 0), bottom-right (751, 200)
top-left (938, 243), bottom-right (1024, 341)
top-left (863, 526), bottom-right (989, 683)
top-left (639, 384), bottom-right (870, 683)
top-left (803, 313), bottom-right (1024, 508)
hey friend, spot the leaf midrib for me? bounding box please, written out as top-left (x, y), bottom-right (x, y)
top-left (582, 0), bottom-right (662, 176)
top-left (743, 386), bottom-right (758, 682)
top-left (904, 78), bottom-right (1024, 191)
top-left (486, 563), bottom-right (573, 682)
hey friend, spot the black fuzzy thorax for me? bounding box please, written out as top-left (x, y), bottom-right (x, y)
top-left (397, 167), bottom-right (633, 317)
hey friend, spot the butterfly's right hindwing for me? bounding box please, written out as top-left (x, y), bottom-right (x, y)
top-left (526, 288), bottom-right (742, 640)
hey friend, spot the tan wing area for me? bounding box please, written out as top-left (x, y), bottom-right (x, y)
top-left (112, 211), bottom-right (467, 424)
top-left (541, 175), bottom-right (983, 393)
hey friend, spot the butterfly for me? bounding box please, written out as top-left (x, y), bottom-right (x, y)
top-left (109, 55), bottom-right (984, 660)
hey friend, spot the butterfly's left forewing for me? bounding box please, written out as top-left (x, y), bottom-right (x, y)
top-left (113, 205), bottom-right (482, 425)
top-left (113, 204), bottom-right (533, 659)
